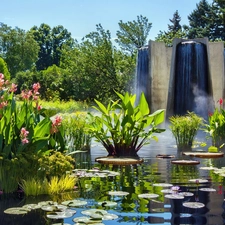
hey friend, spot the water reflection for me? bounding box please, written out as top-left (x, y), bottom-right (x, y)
top-left (2, 142), bottom-right (225, 224)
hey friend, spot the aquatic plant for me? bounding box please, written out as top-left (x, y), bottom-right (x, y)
top-left (87, 91), bottom-right (165, 157)
top-left (204, 98), bottom-right (225, 148)
top-left (169, 111), bottom-right (204, 150)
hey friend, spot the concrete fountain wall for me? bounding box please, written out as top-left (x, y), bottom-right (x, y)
top-left (145, 38), bottom-right (224, 118)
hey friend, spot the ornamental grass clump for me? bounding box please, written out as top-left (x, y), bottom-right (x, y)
top-left (87, 91), bottom-right (165, 157)
top-left (169, 112), bottom-right (204, 151)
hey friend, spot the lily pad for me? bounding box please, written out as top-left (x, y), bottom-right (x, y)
top-left (183, 202), bottom-right (205, 208)
top-left (97, 201), bottom-right (117, 207)
top-left (199, 188), bottom-right (216, 192)
top-left (22, 204), bottom-right (41, 210)
top-left (164, 194), bottom-right (184, 199)
top-left (161, 189), bottom-right (174, 194)
top-left (73, 217), bottom-right (104, 225)
top-left (4, 207), bottom-right (30, 215)
top-left (81, 209), bottom-right (118, 220)
top-left (61, 199), bottom-right (87, 207)
top-left (47, 211), bottom-right (75, 219)
top-left (179, 192), bottom-right (194, 197)
top-left (153, 183), bottom-right (173, 187)
top-left (41, 204), bottom-right (67, 212)
top-left (189, 178), bottom-right (208, 183)
top-left (108, 191), bottom-right (129, 196)
top-left (138, 193), bottom-right (159, 199)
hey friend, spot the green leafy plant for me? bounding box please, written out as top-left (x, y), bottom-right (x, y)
top-left (169, 112), bottom-right (204, 151)
top-left (204, 98), bottom-right (225, 148)
top-left (87, 91), bottom-right (165, 157)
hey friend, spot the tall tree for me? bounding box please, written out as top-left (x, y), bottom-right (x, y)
top-left (168, 10), bottom-right (182, 33)
top-left (186, 0), bottom-right (214, 39)
top-left (155, 11), bottom-right (186, 46)
top-left (30, 23), bottom-right (74, 71)
top-left (115, 15), bottom-right (152, 55)
top-left (0, 23), bottom-right (39, 78)
top-left (61, 24), bottom-right (119, 102)
top-left (211, 0), bottom-right (225, 40)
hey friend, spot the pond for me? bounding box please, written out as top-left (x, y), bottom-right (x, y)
top-left (1, 131), bottom-right (225, 225)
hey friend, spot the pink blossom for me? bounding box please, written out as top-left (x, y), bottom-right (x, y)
top-left (33, 82), bottom-right (40, 95)
top-left (21, 90), bottom-right (33, 100)
top-left (21, 138), bottom-right (29, 145)
top-left (9, 83), bottom-right (17, 93)
top-left (51, 115), bottom-right (63, 134)
top-left (218, 98), bottom-right (223, 106)
top-left (21, 127), bottom-right (29, 137)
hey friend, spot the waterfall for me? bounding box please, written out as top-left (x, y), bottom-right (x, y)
top-left (136, 46), bottom-right (149, 101)
top-left (174, 41), bottom-right (213, 117)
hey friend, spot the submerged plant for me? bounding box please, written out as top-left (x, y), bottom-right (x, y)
top-left (87, 91), bottom-right (165, 157)
top-left (169, 112), bottom-right (203, 150)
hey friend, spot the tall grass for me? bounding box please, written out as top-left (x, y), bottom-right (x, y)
top-left (20, 175), bottom-right (77, 196)
top-left (169, 112), bottom-right (203, 150)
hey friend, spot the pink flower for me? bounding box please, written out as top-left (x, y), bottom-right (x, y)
top-left (21, 90), bottom-right (33, 100)
top-left (20, 127), bottom-right (29, 144)
top-left (51, 115), bottom-right (62, 134)
top-left (218, 98), bottom-right (223, 106)
top-left (21, 138), bottom-right (29, 144)
top-left (9, 83), bottom-right (17, 93)
top-left (21, 127), bottom-right (29, 137)
top-left (33, 82), bottom-right (40, 95)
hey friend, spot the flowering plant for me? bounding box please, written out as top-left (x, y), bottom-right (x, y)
top-left (0, 73), bottom-right (65, 160)
top-left (205, 98), bottom-right (225, 148)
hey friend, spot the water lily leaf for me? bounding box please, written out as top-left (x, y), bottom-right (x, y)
top-left (161, 189), bottom-right (174, 194)
top-left (4, 207), bottom-right (30, 215)
top-left (153, 183), bottom-right (173, 187)
top-left (138, 193), bottom-right (159, 199)
top-left (97, 201), bottom-right (117, 207)
top-left (81, 209), bottom-right (108, 217)
top-left (108, 191), bottom-right (129, 196)
top-left (47, 211), bottom-right (74, 219)
top-left (73, 216), bottom-right (103, 224)
top-left (61, 199), bottom-right (87, 207)
top-left (199, 188), bottom-right (216, 192)
top-left (165, 194), bottom-right (184, 199)
top-left (22, 204), bottom-right (41, 210)
top-left (189, 179), bottom-right (208, 183)
top-left (41, 204), bottom-right (67, 212)
top-left (179, 192), bottom-right (194, 197)
top-left (183, 202), bottom-right (205, 208)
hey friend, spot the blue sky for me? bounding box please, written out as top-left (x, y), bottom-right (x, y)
top-left (1, 0), bottom-right (213, 42)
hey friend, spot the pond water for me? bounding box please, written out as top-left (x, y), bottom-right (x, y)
top-left (1, 131), bottom-right (225, 225)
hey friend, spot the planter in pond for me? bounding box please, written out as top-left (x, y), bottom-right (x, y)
top-left (87, 92), bottom-right (165, 157)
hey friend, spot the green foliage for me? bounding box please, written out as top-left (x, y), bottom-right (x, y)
top-left (155, 11), bottom-right (187, 46)
top-left (187, 0), bottom-right (214, 39)
top-left (20, 175), bottom-right (76, 196)
top-left (0, 23), bottom-right (39, 78)
top-left (204, 98), bottom-right (225, 147)
top-left (116, 15), bottom-right (152, 55)
top-left (87, 92), bottom-right (165, 157)
top-left (38, 151), bottom-right (75, 180)
top-left (30, 23), bottom-right (74, 71)
top-left (0, 58), bottom-right (10, 80)
top-left (169, 112), bottom-right (204, 150)
top-left (62, 112), bottom-right (91, 155)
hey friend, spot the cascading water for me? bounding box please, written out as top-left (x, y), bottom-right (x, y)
top-left (173, 41), bottom-right (213, 117)
top-left (136, 46), bottom-right (149, 101)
